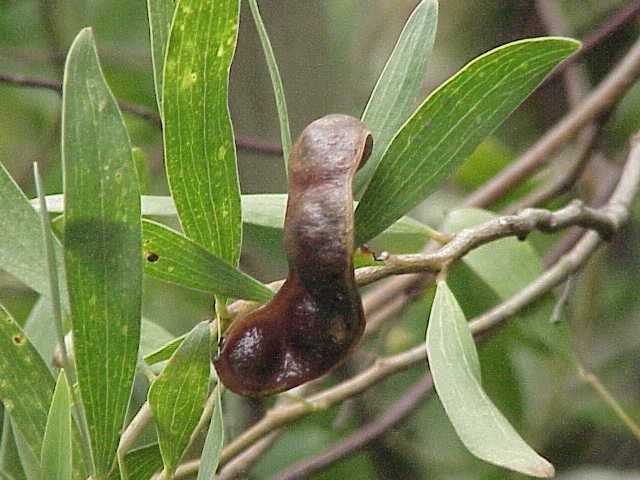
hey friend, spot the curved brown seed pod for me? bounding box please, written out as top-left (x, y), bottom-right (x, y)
top-left (214, 114), bottom-right (373, 396)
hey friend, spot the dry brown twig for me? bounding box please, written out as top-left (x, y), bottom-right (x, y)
top-left (0, 72), bottom-right (283, 155)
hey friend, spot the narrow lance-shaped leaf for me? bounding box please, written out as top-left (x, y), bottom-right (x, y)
top-left (354, 0), bottom-right (438, 196)
top-left (62, 28), bottom-right (142, 476)
top-left (0, 162), bottom-right (65, 296)
top-left (148, 322), bottom-right (211, 475)
top-left (0, 305), bottom-right (54, 463)
top-left (426, 281), bottom-right (555, 477)
top-left (144, 333), bottom-right (186, 366)
top-left (355, 37), bottom-right (581, 244)
top-left (41, 373), bottom-right (72, 480)
top-left (164, 0), bottom-right (242, 265)
top-left (143, 219), bottom-right (274, 302)
top-left (147, 0), bottom-right (176, 115)
top-left (249, 0), bottom-right (292, 164)
top-left (197, 387), bottom-right (224, 480)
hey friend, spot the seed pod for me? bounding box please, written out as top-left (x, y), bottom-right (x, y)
top-left (214, 114), bottom-right (372, 396)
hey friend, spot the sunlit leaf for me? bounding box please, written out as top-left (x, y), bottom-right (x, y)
top-left (142, 219), bottom-right (274, 302)
top-left (0, 305), bottom-right (54, 464)
top-left (163, 0), bottom-right (242, 265)
top-left (148, 322), bottom-right (211, 474)
top-left (147, 0), bottom-right (176, 115)
top-left (62, 28), bottom-right (142, 476)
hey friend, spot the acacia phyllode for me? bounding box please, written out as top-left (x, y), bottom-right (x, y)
top-left (214, 114), bottom-right (373, 396)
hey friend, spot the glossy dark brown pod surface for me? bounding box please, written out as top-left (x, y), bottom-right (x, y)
top-left (214, 114), bottom-right (372, 396)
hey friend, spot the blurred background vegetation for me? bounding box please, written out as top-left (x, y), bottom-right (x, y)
top-left (1, 0), bottom-right (640, 478)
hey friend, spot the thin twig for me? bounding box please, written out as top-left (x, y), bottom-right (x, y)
top-left (215, 431), bottom-right (280, 480)
top-left (0, 72), bottom-right (283, 154)
top-left (544, 157), bottom-right (620, 266)
top-left (504, 130), bottom-right (602, 213)
top-left (117, 402), bottom-right (153, 476)
top-left (536, 0), bottom-right (589, 104)
top-left (228, 200), bottom-right (622, 319)
top-left (507, 0), bottom-right (601, 214)
top-left (464, 34), bottom-right (640, 208)
top-left (549, 275), bottom-right (575, 324)
top-left (577, 368), bottom-right (640, 442)
top-left (271, 374), bottom-right (434, 480)
top-left (545, 0), bottom-right (640, 85)
top-left (471, 133), bottom-right (640, 333)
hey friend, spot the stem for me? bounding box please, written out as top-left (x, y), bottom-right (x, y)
top-left (271, 374), bottom-right (434, 480)
top-left (33, 162), bottom-right (94, 472)
top-left (577, 367), bottom-right (640, 442)
top-left (117, 402), bottom-right (153, 478)
top-left (33, 163), bottom-right (67, 374)
top-left (0, 72), bottom-right (283, 155)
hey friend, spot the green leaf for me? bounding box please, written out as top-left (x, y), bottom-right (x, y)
top-left (0, 412), bottom-right (27, 480)
top-left (34, 162), bottom-right (67, 370)
top-left (196, 388), bottom-right (224, 480)
top-left (240, 194), bottom-right (435, 240)
top-left (23, 297), bottom-right (57, 370)
top-left (0, 306), bottom-right (54, 463)
top-left (140, 319), bottom-right (175, 359)
top-left (0, 162), bottom-right (64, 296)
top-left (445, 208), bottom-right (543, 297)
top-left (62, 28), bottom-right (142, 476)
top-left (33, 194), bottom-right (436, 241)
top-left (354, 37), bottom-right (581, 244)
top-left (444, 208), bottom-right (573, 360)
top-left (132, 147), bottom-right (151, 194)
top-left (11, 424), bottom-right (41, 480)
top-left (144, 333), bottom-right (186, 366)
top-left (41, 373), bottom-right (72, 480)
top-left (426, 281), bottom-right (554, 477)
top-left (248, 0), bottom-right (291, 163)
top-left (354, 0), bottom-right (438, 196)
top-left (143, 219), bottom-right (274, 302)
top-left (148, 322), bottom-right (211, 474)
top-left (163, 0), bottom-right (242, 265)
top-left (147, 0), bottom-right (176, 115)
top-left (108, 444), bottom-right (163, 480)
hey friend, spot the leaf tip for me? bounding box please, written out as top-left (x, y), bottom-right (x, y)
top-left (528, 458), bottom-right (556, 478)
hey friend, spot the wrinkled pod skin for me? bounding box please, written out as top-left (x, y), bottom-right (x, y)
top-left (214, 114), bottom-right (373, 396)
